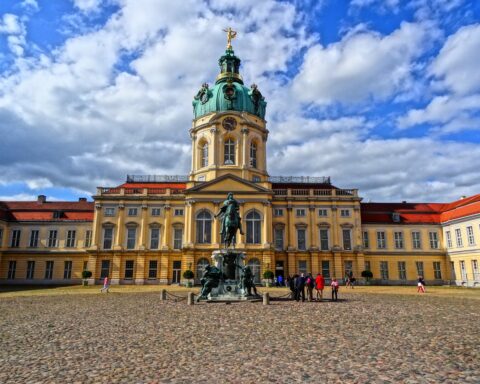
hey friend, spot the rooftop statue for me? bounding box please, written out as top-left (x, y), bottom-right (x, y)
top-left (223, 27), bottom-right (237, 49)
top-left (214, 192), bottom-right (244, 248)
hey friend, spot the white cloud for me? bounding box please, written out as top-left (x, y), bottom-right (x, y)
top-left (72, 0), bottom-right (103, 13)
top-left (0, 14), bottom-right (23, 35)
top-left (292, 22), bottom-right (436, 105)
top-left (21, 0), bottom-right (40, 11)
top-left (429, 24), bottom-right (480, 95)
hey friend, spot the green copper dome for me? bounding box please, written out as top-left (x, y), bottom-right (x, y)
top-left (192, 48), bottom-right (267, 120)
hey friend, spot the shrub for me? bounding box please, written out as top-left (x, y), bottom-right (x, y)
top-left (82, 270), bottom-right (92, 279)
top-left (263, 270), bottom-right (274, 280)
top-left (183, 270), bottom-right (194, 280)
top-left (361, 270), bottom-right (373, 280)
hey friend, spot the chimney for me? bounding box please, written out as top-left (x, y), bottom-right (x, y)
top-left (402, 201), bottom-right (407, 204)
top-left (79, 197), bottom-right (87, 202)
top-left (37, 195), bottom-right (46, 204)
top-left (460, 195), bottom-right (467, 199)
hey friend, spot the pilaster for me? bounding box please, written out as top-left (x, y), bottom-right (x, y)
top-left (138, 204), bottom-right (148, 250)
top-left (114, 204), bottom-right (125, 250)
top-left (135, 252), bottom-right (145, 284)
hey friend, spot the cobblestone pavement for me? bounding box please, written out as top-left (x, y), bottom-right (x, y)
top-left (1, 290), bottom-right (479, 383)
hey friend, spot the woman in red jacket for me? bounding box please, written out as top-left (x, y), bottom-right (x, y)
top-left (315, 273), bottom-right (325, 301)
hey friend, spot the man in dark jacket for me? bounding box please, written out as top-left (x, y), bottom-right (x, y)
top-left (294, 273), bottom-right (306, 302)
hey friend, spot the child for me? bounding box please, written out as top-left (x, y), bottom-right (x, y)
top-left (417, 276), bottom-right (426, 293)
top-left (100, 276), bottom-right (109, 293)
top-left (331, 278), bottom-right (339, 301)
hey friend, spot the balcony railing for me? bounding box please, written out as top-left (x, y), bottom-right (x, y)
top-left (126, 175), bottom-right (189, 183)
top-left (268, 176), bottom-right (331, 184)
top-left (97, 187), bottom-right (185, 196)
top-left (272, 188), bottom-right (358, 198)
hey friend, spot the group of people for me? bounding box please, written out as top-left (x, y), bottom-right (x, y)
top-left (284, 273), bottom-right (340, 302)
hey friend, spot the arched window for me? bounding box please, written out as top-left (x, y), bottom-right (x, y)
top-left (196, 258), bottom-right (210, 284)
top-left (196, 210), bottom-right (212, 244)
top-left (246, 210), bottom-right (261, 244)
top-left (250, 142), bottom-right (257, 168)
top-left (247, 258), bottom-right (261, 283)
top-left (201, 143), bottom-right (208, 168)
top-left (224, 139), bottom-right (235, 165)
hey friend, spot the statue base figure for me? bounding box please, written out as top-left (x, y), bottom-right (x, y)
top-left (197, 250), bottom-right (261, 302)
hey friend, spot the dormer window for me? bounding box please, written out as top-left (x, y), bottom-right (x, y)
top-left (53, 211), bottom-right (63, 219)
top-left (392, 213), bottom-right (401, 223)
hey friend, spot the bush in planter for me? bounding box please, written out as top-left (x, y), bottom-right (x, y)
top-left (361, 270), bottom-right (373, 284)
top-left (263, 270), bottom-right (274, 286)
top-left (183, 270), bottom-right (194, 287)
top-left (81, 270), bottom-right (92, 286)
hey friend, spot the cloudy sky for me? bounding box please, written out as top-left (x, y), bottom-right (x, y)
top-left (0, 0), bottom-right (479, 202)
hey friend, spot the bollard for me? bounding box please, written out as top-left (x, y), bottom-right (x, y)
top-left (187, 292), bottom-right (194, 306)
top-left (263, 292), bottom-right (270, 305)
top-left (160, 289), bottom-right (167, 301)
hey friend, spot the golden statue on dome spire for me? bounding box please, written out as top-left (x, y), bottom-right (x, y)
top-left (223, 27), bottom-right (237, 49)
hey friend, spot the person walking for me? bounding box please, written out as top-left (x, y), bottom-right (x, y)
top-left (294, 273), bottom-right (305, 302)
top-left (348, 270), bottom-right (355, 289)
top-left (417, 276), bottom-right (426, 293)
top-left (331, 278), bottom-right (339, 301)
top-left (100, 276), bottom-right (109, 293)
top-left (306, 273), bottom-right (315, 302)
top-left (315, 273), bottom-right (325, 301)
top-left (277, 274), bottom-right (283, 287)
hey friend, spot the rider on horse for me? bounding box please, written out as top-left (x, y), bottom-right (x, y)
top-left (215, 193), bottom-right (244, 247)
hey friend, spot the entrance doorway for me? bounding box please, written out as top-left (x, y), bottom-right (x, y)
top-left (172, 260), bottom-right (182, 284)
top-left (275, 261), bottom-right (284, 278)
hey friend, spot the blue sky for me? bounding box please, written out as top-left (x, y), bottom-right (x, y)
top-left (0, 0), bottom-right (479, 202)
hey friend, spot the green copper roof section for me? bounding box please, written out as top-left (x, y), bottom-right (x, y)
top-left (192, 48), bottom-right (267, 120)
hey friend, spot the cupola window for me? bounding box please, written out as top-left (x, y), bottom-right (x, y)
top-left (201, 143), bottom-right (208, 168)
top-left (224, 139), bottom-right (235, 165)
top-left (250, 142), bottom-right (257, 168)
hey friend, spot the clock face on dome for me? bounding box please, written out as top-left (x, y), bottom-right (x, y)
top-left (222, 117), bottom-right (237, 131)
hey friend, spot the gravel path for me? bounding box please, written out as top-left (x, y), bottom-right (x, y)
top-left (0, 290), bottom-right (479, 383)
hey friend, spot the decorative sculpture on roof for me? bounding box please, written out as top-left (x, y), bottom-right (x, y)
top-left (223, 27), bottom-right (237, 49)
top-left (249, 84), bottom-right (265, 115)
top-left (194, 83), bottom-right (212, 105)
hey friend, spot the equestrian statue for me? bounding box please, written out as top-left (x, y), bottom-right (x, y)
top-left (214, 192), bottom-right (244, 248)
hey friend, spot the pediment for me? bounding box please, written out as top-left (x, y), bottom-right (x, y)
top-left (186, 174), bottom-right (271, 194)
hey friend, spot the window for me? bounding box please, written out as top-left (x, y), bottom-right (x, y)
top-left (85, 230), bottom-right (92, 248)
top-left (362, 231), bottom-right (369, 249)
top-left (433, 262), bottom-right (442, 279)
top-left (148, 260), bottom-right (158, 279)
top-left (7, 261), bottom-right (16, 279)
top-left (297, 228), bottom-right (306, 251)
top-left (376, 231), bottom-right (386, 249)
top-left (103, 227), bottom-right (114, 250)
top-left (174, 208), bottom-right (184, 216)
top-left (126, 227), bottom-right (136, 250)
top-left (104, 207), bottom-right (115, 216)
top-left (321, 260), bottom-right (330, 278)
top-left (247, 258), bottom-right (261, 283)
top-left (459, 261), bottom-right (467, 280)
top-left (296, 209), bottom-right (306, 217)
top-left (364, 261), bottom-right (371, 272)
top-left (29, 230), bottom-right (39, 248)
top-left (298, 260), bottom-right (307, 275)
top-left (127, 207), bottom-right (138, 216)
top-left (53, 211), bottom-right (63, 219)
top-left (198, 176), bottom-right (206, 182)
top-left (173, 228), bottom-right (183, 250)
top-left (11, 229), bottom-right (21, 248)
top-left (394, 231), bottom-right (404, 249)
top-left (472, 260), bottom-right (479, 280)
top-left (429, 232), bottom-right (439, 249)
top-left (26, 261), bottom-right (35, 279)
top-left (252, 175), bottom-right (261, 182)
top-left (380, 261), bottom-right (389, 280)
top-left (196, 211), bottom-right (212, 244)
top-left (344, 260), bottom-right (353, 276)
top-left (100, 260), bottom-right (110, 278)
top-left (45, 261), bottom-right (54, 279)
top-left (64, 261), bottom-right (72, 279)
top-left (415, 261), bottom-right (424, 277)
top-left (66, 230), bottom-right (76, 248)
top-left (274, 227), bottom-right (284, 250)
top-left (340, 209), bottom-right (350, 217)
top-left (398, 261), bottom-right (407, 280)
top-left (151, 208), bottom-right (161, 216)
top-left (125, 260), bottom-right (134, 279)
top-left (224, 139), bottom-right (235, 165)
top-left (246, 210), bottom-right (261, 244)
top-left (320, 229), bottom-right (329, 251)
top-left (455, 229), bottom-right (463, 247)
top-left (342, 229), bottom-right (352, 251)
top-left (201, 143), bottom-right (208, 168)
top-left (273, 208), bottom-right (284, 217)
top-left (412, 231), bottom-right (421, 249)
top-left (466, 226), bottom-right (475, 246)
top-left (446, 231), bottom-right (452, 248)
top-left (47, 230), bottom-right (58, 247)
top-left (318, 209), bottom-right (328, 217)
top-left (150, 227), bottom-right (160, 249)
top-left (250, 142), bottom-right (257, 168)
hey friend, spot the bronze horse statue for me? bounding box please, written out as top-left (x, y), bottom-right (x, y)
top-left (215, 192), bottom-right (243, 249)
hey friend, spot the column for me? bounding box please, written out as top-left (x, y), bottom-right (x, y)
top-left (262, 201), bottom-right (272, 247)
top-left (309, 206), bottom-right (316, 249)
top-left (111, 252), bottom-right (122, 285)
top-left (262, 134), bottom-right (268, 172)
top-left (210, 128), bottom-right (218, 167)
top-left (162, 205), bottom-right (171, 250)
top-left (353, 205), bottom-right (361, 250)
top-left (138, 204), bottom-right (148, 250)
top-left (356, 252), bottom-right (365, 280)
top-left (188, 201), bottom-right (196, 247)
top-left (91, 204), bottom-right (103, 249)
top-left (237, 202), bottom-right (246, 248)
top-left (86, 251), bottom-right (98, 285)
top-left (181, 250), bottom-right (195, 284)
top-left (212, 200), bottom-right (220, 247)
top-left (241, 127), bottom-right (249, 169)
top-left (287, 205), bottom-right (295, 250)
top-left (159, 252), bottom-right (169, 284)
top-left (287, 251), bottom-right (296, 276)
top-left (114, 205), bottom-right (125, 250)
top-left (331, 206), bottom-right (339, 248)
top-left (333, 251), bottom-right (343, 279)
top-left (135, 252), bottom-right (145, 285)
top-left (190, 133), bottom-right (196, 175)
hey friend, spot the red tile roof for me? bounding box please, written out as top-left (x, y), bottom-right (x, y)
top-left (440, 194), bottom-right (480, 222)
top-left (361, 202), bottom-right (445, 224)
top-left (0, 201), bottom-right (94, 222)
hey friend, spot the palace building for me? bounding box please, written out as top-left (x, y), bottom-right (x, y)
top-left (1, 39), bottom-right (480, 287)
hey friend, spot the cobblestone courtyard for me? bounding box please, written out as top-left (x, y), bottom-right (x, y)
top-left (1, 287), bottom-right (479, 383)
